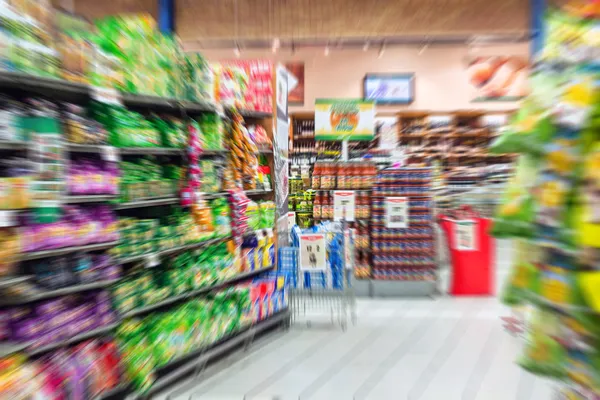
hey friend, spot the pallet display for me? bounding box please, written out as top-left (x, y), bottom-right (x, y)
top-left (370, 167), bottom-right (436, 297)
top-left (0, 8), bottom-right (287, 397)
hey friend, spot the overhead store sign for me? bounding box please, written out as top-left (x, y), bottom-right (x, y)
top-left (314, 99), bottom-right (374, 141)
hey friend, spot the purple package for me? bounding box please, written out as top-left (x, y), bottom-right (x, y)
top-left (35, 298), bottom-right (68, 316)
top-left (21, 224), bottom-right (41, 252)
top-left (7, 306), bottom-right (33, 323)
top-left (69, 314), bottom-right (99, 337)
top-left (0, 310), bottom-right (8, 341)
top-left (101, 265), bottom-right (122, 281)
top-left (97, 312), bottom-right (115, 326)
top-left (106, 162), bottom-right (120, 195)
top-left (11, 317), bottom-right (47, 341)
top-left (58, 354), bottom-right (88, 400)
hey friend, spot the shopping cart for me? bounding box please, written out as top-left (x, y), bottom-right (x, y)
top-left (279, 222), bottom-right (356, 330)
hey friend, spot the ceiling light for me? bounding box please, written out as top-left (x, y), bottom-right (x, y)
top-left (233, 43), bottom-right (241, 58)
top-left (324, 45), bottom-right (330, 56)
top-left (378, 42), bottom-right (385, 58)
top-left (272, 37), bottom-right (280, 53)
top-left (363, 41), bottom-right (370, 51)
top-left (418, 43), bottom-right (429, 55)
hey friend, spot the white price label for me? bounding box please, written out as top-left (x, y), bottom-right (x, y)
top-left (287, 211), bottom-right (296, 230)
top-left (0, 211), bottom-right (16, 227)
top-left (102, 146), bottom-right (119, 162)
top-left (92, 87), bottom-right (122, 105)
top-left (146, 253), bottom-right (160, 268)
top-left (385, 197), bottom-right (408, 228)
top-left (334, 191), bottom-right (355, 222)
top-left (299, 233), bottom-right (327, 271)
top-left (454, 220), bottom-right (477, 251)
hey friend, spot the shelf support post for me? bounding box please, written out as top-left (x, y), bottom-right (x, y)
top-left (159, 0), bottom-right (175, 34)
top-left (530, 0), bottom-right (546, 59)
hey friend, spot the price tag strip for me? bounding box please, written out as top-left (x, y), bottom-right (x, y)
top-left (385, 197), bottom-right (408, 228)
top-left (334, 191), bottom-right (355, 222)
top-left (92, 87), bottom-right (122, 105)
top-left (299, 233), bottom-right (327, 272)
top-left (146, 253), bottom-right (160, 268)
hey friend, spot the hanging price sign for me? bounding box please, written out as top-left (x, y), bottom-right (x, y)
top-left (453, 219), bottom-right (477, 251)
top-left (334, 191), bottom-right (355, 221)
top-left (299, 233), bottom-right (327, 271)
top-left (385, 197), bottom-right (408, 228)
top-left (146, 253), bottom-right (160, 268)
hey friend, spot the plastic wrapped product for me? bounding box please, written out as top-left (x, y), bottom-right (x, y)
top-left (501, 240), bottom-right (542, 306)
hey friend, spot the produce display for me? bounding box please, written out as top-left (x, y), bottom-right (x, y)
top-left (0, 291), bottom-right (117, 346)
top-left (0, 341), bottom-right (123, 399)
top-left (493, 2), bottom-right (600, 398)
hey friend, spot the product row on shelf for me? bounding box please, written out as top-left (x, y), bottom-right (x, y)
top-left (0, 2), bottom-right (273, 113)
top-left (492, 3), bottom-right (599, 399)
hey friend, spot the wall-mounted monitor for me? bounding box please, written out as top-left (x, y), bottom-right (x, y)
top-left (363, 73), bottom-right (415, 105)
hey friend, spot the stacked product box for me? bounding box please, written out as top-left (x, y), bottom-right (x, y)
top-left (371, 167), bottom-right (436, 281)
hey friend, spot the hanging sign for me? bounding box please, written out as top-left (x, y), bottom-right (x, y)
top-left (299, 233), bottom-right (327, 271)
top-left (453, 219), bottom-right (477, 251)
top-left (344, 228), bottom-right (354, 270)
top-left (385, 197), bottom-right (408, 228)
top-left (315, 99), bottom-right (375, 141)
top-left (334, 191), bottom-right (355, 221)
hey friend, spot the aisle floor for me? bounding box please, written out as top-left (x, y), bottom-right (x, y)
top-left (158, 241), bottom-right (555, 400)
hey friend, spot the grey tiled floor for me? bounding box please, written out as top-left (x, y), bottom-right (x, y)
top-left (158, 240), bottom-right (556, 400)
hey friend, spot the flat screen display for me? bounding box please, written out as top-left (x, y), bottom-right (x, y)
top-left (363, 74), bottom-right (415, 105)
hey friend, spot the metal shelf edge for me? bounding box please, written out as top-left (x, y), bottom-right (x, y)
top-left (21, 241), bottom-right (119, 261)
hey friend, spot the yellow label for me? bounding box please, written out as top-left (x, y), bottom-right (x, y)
top-left (512, 264), bottom-right (529, 289)
top-left (277, 276), bottom-right (285, 290)
top-left (542, 268), bottom-right (569, 304)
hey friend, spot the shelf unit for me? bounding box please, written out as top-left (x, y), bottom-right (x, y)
top-left (0, 67), bottom-right (282, 399)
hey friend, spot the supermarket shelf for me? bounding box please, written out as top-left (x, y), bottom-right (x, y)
top-left (65, 195), bottom-right (118, 203)
top-left (245, 189), bottom-right (273, 196)
top-left (0, 275), bottom-right (32, 288)
top-left (114, 197), bottom-right (179, 210)
top-left (136, 309), bottom-right (290, 399)
top-left (202, 192), bottom-right (228, 199)
top-left (256, 148), bottom-right (274, 154)
top-left (202, 149), bottom-right (228, 156)
top-left (0, 71), bottom-right (88, 101)
top-left (95, 384), bottom-right (130, 400)
top-left (119, 147), bottom-right (183, 156)
top-left (239, 109), bottom-right (273, 119)
top-left (21, 241), bottom-right (119, 262)
top-left (0, 280), bottom-right (119, 306)
top-left (0, 140), bottom-right (28, 150)
top-left (28, 323), bottom-right (119, 356)
top-left (120, 266), bottom-right (274, 319)
top-left (0, 341), bottom-right (29, 358)
top-left (117, 236), bottom-right (231, 264)
top-left (122, 93), bottom-right (216, 114)
top-left (66, 143), bottom-right (107, 153)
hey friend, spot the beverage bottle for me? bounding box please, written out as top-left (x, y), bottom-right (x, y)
top-left (313, 192), bottom-right (322, 219)
top-left (312, 164), bottom-right (321, 189)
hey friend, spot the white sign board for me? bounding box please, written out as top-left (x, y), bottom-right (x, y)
top-left (287, 211), bottom-right (296, 230)
top-left (299, 233), bottom-right (327, 271)
top-left (385, 197), bottom-right (408, 228)
top-left (334, 191), bottom-right (355, 221)
top-left (454, 220), bottom-right (477, 251)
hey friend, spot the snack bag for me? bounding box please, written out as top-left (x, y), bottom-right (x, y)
top-left (518, 309), bottom-right (566, 378)
top-left (576, 141), bottom-right (600, 249)
top-left (501, 240), bottom-right (542, 306)
top-left (492, 155), bottom-right (539, 238)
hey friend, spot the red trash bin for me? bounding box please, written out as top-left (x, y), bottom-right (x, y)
top-left (438, 210), bottom-right (495, 296)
